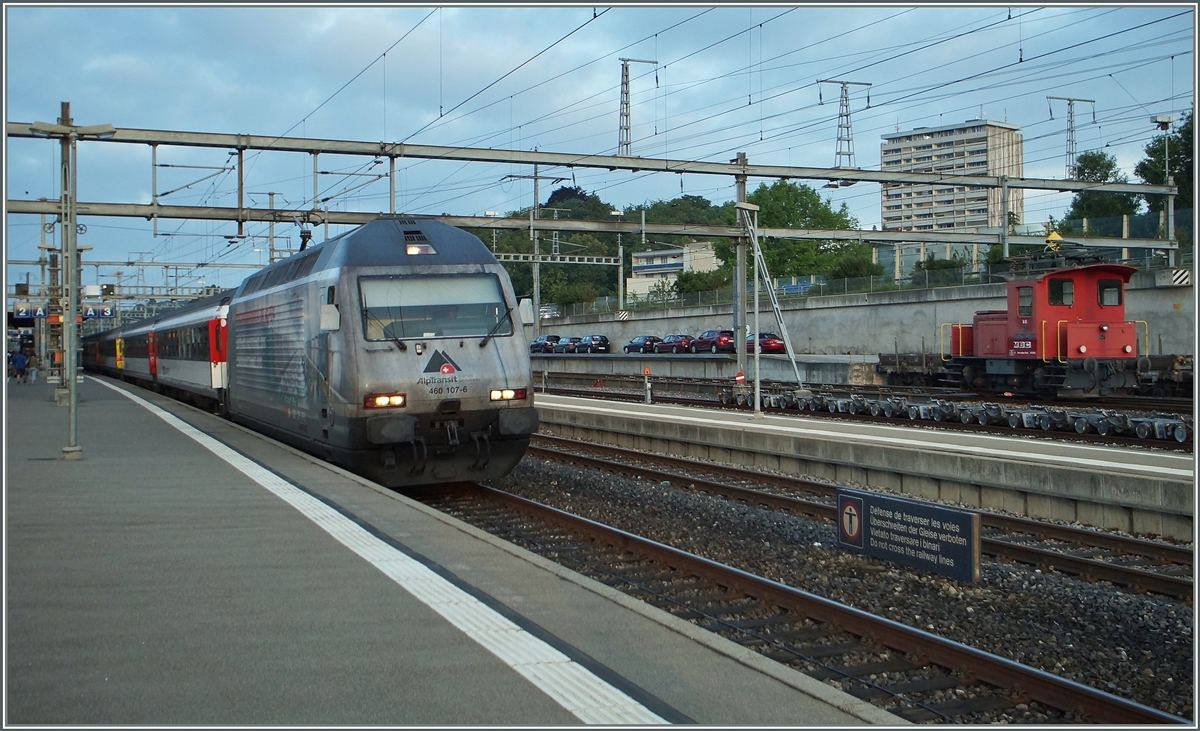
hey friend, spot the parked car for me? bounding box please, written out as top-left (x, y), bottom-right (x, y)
top-left (653, 334), bottom-right (695, 354)
top-left (576, 334), bottom-right (611, 354)
top-left (553, 336), bottom-right (584, 354)
top-left (529, 334), bottom-right (561, 354)
top-left (623, 335), bottom-right (662, 354)
top-left (691, 329), bottom-right (737, 354)
top-left (746, 332), bottom-right (786, 354)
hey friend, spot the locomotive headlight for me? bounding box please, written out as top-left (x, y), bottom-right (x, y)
top-left (365, 393), bottom-right (406, 409)
top-left (490, 388), bottom-right (527, 401)
top-left (1100, 324), bottom-right (1109, 332)
top-left (1124, 345), bottom-right (1133, 353)
top-left (1078, 345), bottom-right (1087, 354)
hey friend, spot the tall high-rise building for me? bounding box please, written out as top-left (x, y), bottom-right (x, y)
top-left (879, 120), bottom-right (1024, 233)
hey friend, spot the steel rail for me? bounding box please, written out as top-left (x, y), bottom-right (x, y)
top-left (528, 437), bottom-right (1194, 600)
top-left (479, 484), bottom-right (1186, 725)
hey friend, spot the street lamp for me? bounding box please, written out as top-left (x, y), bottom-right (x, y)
top-left (29, 104), bottom-right (115, 461)
top-left (1151, 115), bottom-right (1176, 264)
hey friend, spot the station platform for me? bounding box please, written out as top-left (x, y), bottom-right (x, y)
top-left (4, 375), bottom-right (896, 726)
top-left (535, 394), bottom-right (1194, 540)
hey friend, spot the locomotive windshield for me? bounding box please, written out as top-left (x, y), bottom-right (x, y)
top-left (1098, 279), bottom-right (1123, 307)
top-left (359, 274), bottom-right (513, 340)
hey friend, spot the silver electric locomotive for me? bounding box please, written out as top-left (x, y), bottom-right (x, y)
top-left (85, 216), bottom-right (538, 488)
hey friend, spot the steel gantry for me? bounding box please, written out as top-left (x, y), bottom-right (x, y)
top-left (6, 120), bottom-right (1177, 247)
top-left (6, 112), bottom-right (1181, 371)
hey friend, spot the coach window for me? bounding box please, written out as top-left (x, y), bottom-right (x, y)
top-left (1017, 286), bottom-right (1033, 317)
top-left (1098, 279), bottom-right (1122, 307)
top-left (1048, 278), bottom-right (1074, 306)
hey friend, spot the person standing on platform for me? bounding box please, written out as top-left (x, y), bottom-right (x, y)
top-left (25, 351), bottom-right (39, 384)
top-left (11, 350), bottom-right (28, 383)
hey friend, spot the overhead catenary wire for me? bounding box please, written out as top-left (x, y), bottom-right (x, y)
top-left (44, 5), bottom-right (1180, 285)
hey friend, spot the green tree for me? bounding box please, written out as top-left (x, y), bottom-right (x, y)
top-left (912, 256), bottom-right (966, 286)
top-left (726, 180), bottom-right (858, 279)
top-left (544, 186), bottom-right (616, 221)
top-left (825, 245), bottom-right (884, 280)
top-left (676, 268), bottom-right (732, 294)
top-left (1134, 109), bottom-right (1193, 213)
top-left (1059, 150), bottom-right (1142, 236)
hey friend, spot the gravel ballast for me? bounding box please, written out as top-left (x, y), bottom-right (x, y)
top-left (488, 456), bottom-right (1194, 721)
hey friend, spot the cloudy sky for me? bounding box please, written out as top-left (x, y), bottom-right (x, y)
top-left (4, 3), bottom-right (1195, 291)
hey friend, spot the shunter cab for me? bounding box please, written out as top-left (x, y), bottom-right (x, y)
top-left (950, 263), bottom-right (1140, 363)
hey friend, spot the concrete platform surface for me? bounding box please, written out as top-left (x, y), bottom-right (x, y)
top-left (534, 394), bottom-right (1194, 540)
top-left (4, 375), bottom-right (897, 726)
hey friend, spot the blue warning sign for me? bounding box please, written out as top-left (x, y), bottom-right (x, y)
top-left (837, 488), bottom-right (980, 582)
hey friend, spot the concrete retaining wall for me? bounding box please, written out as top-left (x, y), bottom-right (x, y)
top-left (529, 274), bottom-right (1193, 357)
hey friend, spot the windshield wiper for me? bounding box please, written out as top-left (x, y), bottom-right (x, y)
top-left (479, 306), bottom-right (513, 348)
top-left (365, 308), bottom-right (406, 350)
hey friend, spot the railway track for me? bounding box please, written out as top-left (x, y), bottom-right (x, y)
top-left (529, 434), bottom-right (1194, 601)
top-left (540, 385), bottom-right (1194, 451)
top-left (415, 481), bottom-right (1185, 724)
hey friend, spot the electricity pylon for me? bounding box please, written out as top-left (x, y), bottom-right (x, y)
top-left (619, 58), bottom-right (657, 156)
top-left (1047, 96), bottom-right (1096, 178)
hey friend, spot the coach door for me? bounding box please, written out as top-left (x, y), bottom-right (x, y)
top-left (208, 316), bottom-right (228, 389)
top-left (115, 338), bottom-right (125, 369)
top-left (147, 333), bottom-right (158, 376)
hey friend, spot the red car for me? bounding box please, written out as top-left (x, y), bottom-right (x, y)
top-left (691, 329), bottom-right (737, 354)
top-left (653, 334), bottom-right (695, 353)
top-left (746, 332), bottom-right (786, 354)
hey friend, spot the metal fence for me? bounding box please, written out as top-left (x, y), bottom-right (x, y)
top-left (558, 251), bottom-right (1193, 318)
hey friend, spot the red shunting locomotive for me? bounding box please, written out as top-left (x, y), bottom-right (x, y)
top-left (943, 252), bottom-right (1149, 397)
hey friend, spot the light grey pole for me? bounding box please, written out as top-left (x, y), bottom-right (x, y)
top-left (618, 233), bottom-right (624, 310)
top-left (28, 103), bottom-right (116, 459)
top-left (533, 164), bottom-right (540, 339)
top-left (37, 211), bottom-right (48, 368)
top-left (1000, 176), bottom-right (1010, 259)
top-left (63, 119), bottom-right (82, 459)
top-left (1165, 138), bottom-right (1175, 267)
top-left (753, 208), bottom-right (761, 419)
top-left (734, 154), bottom-right (748, 384)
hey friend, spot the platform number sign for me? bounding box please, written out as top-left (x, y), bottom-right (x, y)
top-left (13, 303), bottom-right (48, 318)
top-left (82, 305), bottom-right (115, 318)
top-left (838, 494), bottom-right (864, 549)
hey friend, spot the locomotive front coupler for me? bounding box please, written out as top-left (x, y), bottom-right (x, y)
top-left (470, 431), bottom-right (491, 469)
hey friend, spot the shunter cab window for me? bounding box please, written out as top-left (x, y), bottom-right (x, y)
top-left (1098, 279), bottom-right (1123, 307)
top-left (1048, 278), bottom-right (1074, 306)
top-left (1017, 286), bottom-right (1033, 317)
top-left (360, 274), bottom-right (512, 340)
